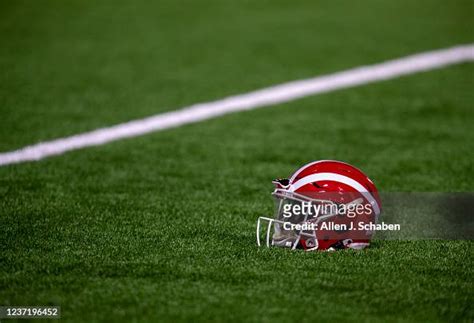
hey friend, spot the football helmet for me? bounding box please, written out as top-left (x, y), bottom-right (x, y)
top-left (256, 160), bottom-right (381, 251)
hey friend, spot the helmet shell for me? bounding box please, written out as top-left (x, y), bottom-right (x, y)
top-left (280, 160), bottom-right (381, 250)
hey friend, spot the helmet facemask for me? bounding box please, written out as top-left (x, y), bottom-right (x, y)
top-left (257, 189), bottom-right (339, 251)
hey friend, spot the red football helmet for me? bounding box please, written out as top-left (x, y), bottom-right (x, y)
top-left (256, 160), bottom-right (381, 251)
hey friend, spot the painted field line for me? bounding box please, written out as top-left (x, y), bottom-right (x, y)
top-left (1, 44), bottom-right (473, 166)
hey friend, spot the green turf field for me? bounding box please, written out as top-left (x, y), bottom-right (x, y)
top-left (1, 0), bottom-right (473, 322)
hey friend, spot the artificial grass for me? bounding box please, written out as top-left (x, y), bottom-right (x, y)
top-left (1, 0), bottom-right (473, 321)
top-left (1, 64), bottom-right (473, 321)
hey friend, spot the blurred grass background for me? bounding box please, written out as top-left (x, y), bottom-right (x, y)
top-left (1, 0), bottom-right (472, 150)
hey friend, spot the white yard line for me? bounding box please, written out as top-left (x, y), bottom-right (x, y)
top-left (1, 44), bottom-right (473, 166)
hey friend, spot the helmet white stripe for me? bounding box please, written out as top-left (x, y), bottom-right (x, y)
top-left (289, 172), bottom-right (380, 216)
top-left (289, 160), bottom-right (336, 182)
